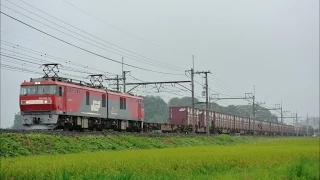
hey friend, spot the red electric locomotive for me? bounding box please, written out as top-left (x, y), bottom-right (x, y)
top-left (20, 64), bottom-right (144, 131)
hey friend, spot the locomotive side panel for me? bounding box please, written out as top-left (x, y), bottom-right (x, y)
top-left (65, 86), bottom-right (108, 118)
top-left (107, 92), bottom-right (143, 121)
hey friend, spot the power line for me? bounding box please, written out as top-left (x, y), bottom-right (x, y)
top-left (209, 73), bottom-right (244, 97)
top-left (1, 41), bottom-right (118, 75)
top-left (1, 59), bottom-right (90, 80)
top-left (4, 0), bottom-right (185, 71)
top-left (1, 48), bottom-right (96, 80)
top-left (190, 77), bottom-right (237, 104)
top-left (0, 11), bottom-right (185, 76)
top-left (1, 4), bottom-right (185, 72)
top-left (1, 63), bottom-right (43, 75)
top-left (1, 30), bottom-right (94, 58)
top-left (1, 40), bottom-right (118, 75)
top-left (61, 0), bottom-right (191, 56)
top-left (1, 47), bottom-right (88, 74)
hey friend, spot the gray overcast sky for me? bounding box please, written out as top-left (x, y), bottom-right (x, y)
top-left (0, 0), bottom-right (319, 128)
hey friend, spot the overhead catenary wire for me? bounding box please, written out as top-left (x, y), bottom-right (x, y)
top-left (206, 73), bottom-right (253, 106)
top-left (1, 40), bottom-right (118, 76)
top-left (1, 42), bottom-right (193, 98)
top-left (1, 4), bottom-right (184, 72)
top-left (0, 42), bottom-right (117, 76)
top-left (2, 48), bottom-right (185, 90)
top-left (61, 0), bottom-right (191, 56)
top-left (1, 30), bottom-right (95, 59)
top-left (209, 73), bottom-right (245, 97)
top-left (1, 58), bottom-right (93, 81)
top-left (1, 47), bottom-right (96, 80)
top-left (0, 48), bottom-right (97, 75)
top-left (3, 0), bottom-right (185, 72)
top-left (1, 63), bottom-right (43, 75)
top-left (0, 11), bottom-right (185, 76)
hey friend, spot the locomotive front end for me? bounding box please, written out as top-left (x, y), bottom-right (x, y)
top-left (20, 81), bottom-right (60, 130)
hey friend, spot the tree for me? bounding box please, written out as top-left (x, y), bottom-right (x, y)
top-left (168, 96), bottom-right (200, 107)
top-left (142, 95), bottom-right (168, 123)
top-left (11, 113), bottom-right (23, 130)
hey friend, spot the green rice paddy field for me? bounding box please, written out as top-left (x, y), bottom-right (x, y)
top-left (0, 134), bottom-right (319, 180)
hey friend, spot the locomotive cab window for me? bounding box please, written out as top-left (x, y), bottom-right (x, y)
top-left (38, 85), bottom-right (57, 94)
top-left (20, 85), bottom-right (57, 95)
top-left (20, 86), bottom-right (37, 95)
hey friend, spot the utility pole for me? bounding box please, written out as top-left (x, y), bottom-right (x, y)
top-left (116, 75), bottom-right (119, 91)
top-left (122, 57), bottom-right (124, 92)
top-left (191, 68), bottom-right (195, 132)
top-left (296, 112), bottom-right (298, 137)
top-left (205, 72), bottom-right (209, 135)
top-left (306, 114), bottom-right (309, 136)
top-left (280, 101), bottom-right (283, 123)
top-left (192, 55), bottom-right (195, 133)
top-left (194, 70), bottom-right (211, 135)
top-left (122, 71), bottom-right (130, 93)
top-left (185, 56), bottom-right (195, 133)
top-left (121, 57), bottom-right (130, 93)
top-left (122, 71), bottom-right (126, 92)
top-left (313, 117), bottom-right (316, 136)
top-left (253, 85), bottom-right (256, 118)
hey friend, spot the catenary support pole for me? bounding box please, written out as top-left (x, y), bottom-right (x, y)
top-left (306, 114), bottom-right (309, 136)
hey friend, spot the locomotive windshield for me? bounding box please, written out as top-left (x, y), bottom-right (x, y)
top-left (20, 85), bottom-right (57, 95)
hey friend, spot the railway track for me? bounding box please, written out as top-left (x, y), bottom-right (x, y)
top-left (0, 128), bottom-right (299, 138)
top-left (0, 128), bottom-right (213, 137)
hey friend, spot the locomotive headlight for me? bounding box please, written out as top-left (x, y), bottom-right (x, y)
top-left (21, 100), bottom-right (29, 104)
top-left (43, 100), bottom-right (51, 104)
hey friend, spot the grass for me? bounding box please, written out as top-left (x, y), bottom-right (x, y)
top-left (0, 137), bottom-right (318, 180)
top-left (0, 133), bottom-right (255, 157)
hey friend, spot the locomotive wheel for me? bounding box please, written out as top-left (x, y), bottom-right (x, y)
top-left (63, 125), bottom-right (70, 131)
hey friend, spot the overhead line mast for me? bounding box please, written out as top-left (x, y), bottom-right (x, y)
top-left (185, 55), bottom-right (195, 133)
top-left (194, 70), bottom-right (211, 135)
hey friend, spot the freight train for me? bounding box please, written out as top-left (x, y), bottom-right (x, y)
top-left (19, 65), bottom-right (296, 135)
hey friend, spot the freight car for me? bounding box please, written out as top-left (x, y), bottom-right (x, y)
top-left (159, 106), bottom-right (295, 135)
